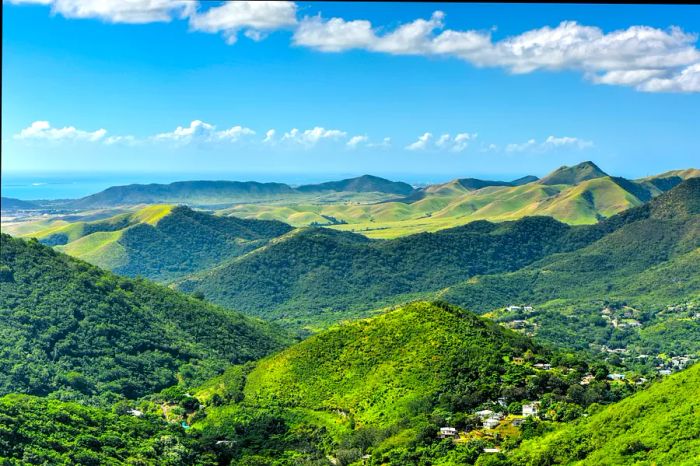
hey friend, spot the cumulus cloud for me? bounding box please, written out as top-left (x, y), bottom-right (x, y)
top-left (406, 132), bottom-right (433, 151)
top-left (506, 136), bottom-right (593, 152)
top-left (153, 120), bottom-right (255, 144)
top-left (15, 121), bottom-right (107, 141)
top-left (8, 0), bottom-right (193, 24)
top-left (189, 1), bottom-right (296, 45)
top-left (281, 127), bottom-right (347, 146)
top-left (406, 132), bottom-right (476, 151)
top-left (346, 135), bottom-right (368, 149)
top-left (263, 129), bottom-right (276, 143)
top-left (294, 12), bottom-right (700, 93)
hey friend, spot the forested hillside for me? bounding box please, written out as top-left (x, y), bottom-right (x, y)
top-left (505, 363), bottom-right (700, 465)
top-left (176, 216), bottom-right (582, 327)
top-left (26, 205), bottom-right (292, 282)
top-left (0, 394), bottom-right (215, 465)
top-left (0, 234), bottom-right (289, 404)
top-left (441, 178), bottom-right (700, 354)
top-left (184, 302), bottom-right (627, 465)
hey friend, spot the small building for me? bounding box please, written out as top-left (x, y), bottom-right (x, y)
top-left (511, 418), bottom-right (525, 427)
top-left (512, 357), bottom-right (525, 364)
top-left (128, 409), bottom-right (143, 417)
top-left (483, 417), bottom-right (501, 429)
top-left (475, 409), bottom-right (495, 419)
top-left (438, 427), bottom-right (458, 439)
top-left (607, 373), bottom-right (625, 381)
top-left (524, 306), bottom-right (534, 313)
top-left (483, 448), bottom-right (501, 453)
top-left (580, 374), bottom-right (596, 385)
top-left (659, 369), bottom-right (672, 376)
top-left (534, 363), bottom-right (552, 370)
top-left (522, 403), bottom-right (539, 417)
top-left (506, 305), bottom-right (522, 312)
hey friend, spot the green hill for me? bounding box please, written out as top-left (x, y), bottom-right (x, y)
top-left (440, 178), bottom-right (700, 355)
top-left (296, 174), bottom-right (415, 195)
top-left (175, 216), bottom-right (582, 328)
top-left (506, 363), bottom-right (700, 465)
top-left (25, 205), bottom-right (292, 282)
top-left (0, 234), bottom-right (289, 404)
top-left (228, 164), bottom-right (696, 238)
top-left (187, 302), bottom-right (623, 464)
top-left (538, 161), bottom-right (608, 186)
top-left (0, 394), bottom-right (214, 465)
top-left (1, 197), bottom-right (39, 211)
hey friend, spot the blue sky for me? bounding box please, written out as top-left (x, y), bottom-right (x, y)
top-left (2, 1), bottom-right (700, 181)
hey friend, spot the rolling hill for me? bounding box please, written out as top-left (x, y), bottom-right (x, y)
top-left (295, 174), bottom-right (414, 195)
top-left (506, 362), bottom-right (700, 465)
top-left (175, 215), bottom-right (590, 328)
top-left (439, 178), bottom-right (700, 354)
top-left (23, 205), bottom-right (292, 282)
top-left (1, 197), bottom-right (39, 211)
top-left (57, 175), bottom-right (414, 209)
top-left (225, 163), bottom-right (697, 237)
top-left (186, 301), bottom-right (622, 465)
top-left (0, 234), bottom-right (290, 404)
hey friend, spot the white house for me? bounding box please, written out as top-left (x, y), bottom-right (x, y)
top-left (483, 417), bottom-right (501, 429)
top-left (522, 403), bottom-right (539, 417)
top-left (607, 373), bottom-right (625, 381)
top-left (438, 427), bottom-right (458, 439)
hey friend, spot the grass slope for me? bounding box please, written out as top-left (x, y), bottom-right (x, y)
top-left (0, 234), bottom-right (289, 404)
top-left (26, 205), bottom-right (293, 282)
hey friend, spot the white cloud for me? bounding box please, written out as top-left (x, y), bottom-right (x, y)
top-left (18, 0), bottom-right (194, 24)
top-left (154, 119), bottom-right (215, 142)
top-left (104, 135), bottom-right (138, 145)
top-left (153, 120), bottom-right (254, 144)
top-left (189, 1), bottom-right (296, 45)
top-left (263, 129), bottom-right (276, 143)
top-left (506, 136), bottom-right (593, 152)
top-left (15, 120), bottom-right (107, 141)
top-left (281, 126), bottom-right (347, 146)
top-left (294, 12), bottom-right (700, 93)
top-left (346, 135), bottom-right (368, 149)
top-left (216, 125), bottom-right (256, 141)
top-left (406, 132), bottom-right (432, 151)
top-left (406, 131), bottom-right (476, 151)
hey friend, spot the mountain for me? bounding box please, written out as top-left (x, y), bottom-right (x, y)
top-left (68, 180), bottom-right (297, 208)
top-left (186, 302), bottom-right (621, 464)
top-left (65, 176), bottom-right (413, 209)
top-left (296, 174), bottom-right (415, 195)
top-left (538, 161), bottom-right (608, 186)
top-left (507, 363), bottom-right (700, 465)
top-left (175, 216), bottom-right (586, 328)
top-left (440, 178), bottom-right (700, 354)
top-left (25, 205), bottom-right (292, 282)
top-left (1, 197), bottom-right (39, 211)
top-left (228, 164), bottom-right (696, 238)
top-left (0, 394), bottom-right (212, 465)
top-left (0, 234), bottom-right (290, 404)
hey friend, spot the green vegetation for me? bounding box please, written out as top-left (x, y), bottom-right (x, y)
top-left (26, 205), bottom-right (293, 281)
top-left (505, 362), bottom-right (700, 465)
top-left (0, 394), bottom-right (215, 465)
top-left (227, 162), bottom-right (695, 238)
top-left (176, 216), bottom-right (582, 328)
top-left (184, 302), bottom-right (627, 465)
top-left (0, 234), bottom-right (290, 405)
top-left (441, 178), bottom-right (700, 356)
